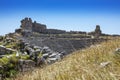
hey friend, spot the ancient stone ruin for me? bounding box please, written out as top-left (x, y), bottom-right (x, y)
top-left (94, 25), bottom-right (102, 38)
top-left (15, 17), bottom-right (66, 35)
top-left (13, 18), bottom-right (108, 67)
top-left (0, 17), bottom-right (109, 79)
top-left (20, 17), bottom-right (33, 32)
top-left (88, 25), bottom-right (102, 38)
top-left (16, 17), bottom-right (104, 39)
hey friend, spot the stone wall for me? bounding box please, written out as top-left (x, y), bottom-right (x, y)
top-left (44, 29), bottom-right (66, 34)
top-left (69, 31), bottom-right (87, 34)
top-left (32, 21), bottom-right (47, 33)
top-left (88, 25), bottom-right (102, 38)
top-left (18, 17), bottom-right (66, 34)
top-left (21, 17), bottom-right (33, 32)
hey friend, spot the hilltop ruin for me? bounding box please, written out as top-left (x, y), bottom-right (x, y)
top-left (15, 17), bottom-right (102, 38)
top-left (12, 17), bottom-right (107, 55)
top-left (0, 17), bottom-right (109, 79)
top-left (15, 17), bottom-right (66, 34)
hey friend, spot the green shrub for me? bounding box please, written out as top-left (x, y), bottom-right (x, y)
top-left (20, 54), bottom-right (30, 60)
top-left (0, 57), bottom-right (9, 65)
top-left (38, 52), bottom-right (43, 58)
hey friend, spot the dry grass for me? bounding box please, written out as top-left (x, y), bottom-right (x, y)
top-left (12, 38), bottom-right (120, 80)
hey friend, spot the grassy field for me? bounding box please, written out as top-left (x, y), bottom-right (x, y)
top-left (12, 38), bottom-right (120, 80)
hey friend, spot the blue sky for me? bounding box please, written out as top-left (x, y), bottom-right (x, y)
top-left (0, 0), bottom-right (120, 35)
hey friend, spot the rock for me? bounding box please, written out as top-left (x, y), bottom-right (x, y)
top-left (60, 51), bottom-right (67, 56)
top-left (32, 20), bottom-right (47, 33)
top-left (94, 25), bottom-right (102, 38)
top-left (42, 46), bottom-right (51, 53)
top-left (15, 28), bottom-right (22, 33)
top-left (58, 53), bottom-right (63, 59)
top-left (55, 54), bottom-right (61, 60)
top-left (88, 25), bottom-right (102, 38)
top-left (0, 45), bottom-right (16, 55)
top-left (113, 48), bottom-right (120, 61)
top-left (47, 52), bottom-right (61, 64)
top-left (34, 49), bottom-right (41, 54)
top-left (49, 53), bottom-right (58, 58)
top-left (0, 66), bottom-right (3, 69)
top-left (7, 48), bottom-right (16, 52)
top-left (0, 55), bottom-right (5, 58)
top-left (16, 51), bottom-right (20, 57)
top-left (42, 46), bottom-right (49, 50)
top-left (36, 57), bottom-right (46, 66)
top-left (25, 47), bottom-right (34, 55)
top-left (33, 46), bottom-right (41, 49)
top-left (6, 55), bottom-right (12, 58)
top-left (114, 48), bottom-right (120, 58)
top-left (18, 59), bottom-right (35, 72)
top-left (40, 57), bottom-right (46, 64)
top-left (100, 61), bottom-right (111, 68)
top-left (50, 53), bottom-right (61, 60)
top-left (42, 53), bottom-right (49, 59)
top-left (24, 52), bottom-right (28, 55)
top-left (47, 58), bottom-right (58, 64)
top-left (115, 48), bottom-right (120, 54)
top-left (24, 43), bottom-right (29, 46)
top-left (21, 17), bottom-right (33, 32)
top-left (5, 37), bottom-right (15, 43)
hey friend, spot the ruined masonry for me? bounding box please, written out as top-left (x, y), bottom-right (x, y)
top-left (15, 17), bottom-right (66, 34)
top-left (0, 17), bottom-right (108, 79)
top-left (14, 17), bottom-right (107, 64)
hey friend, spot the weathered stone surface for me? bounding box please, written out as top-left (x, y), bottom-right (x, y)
top-left (36, 57), bottom-right (46, 66)
top-left (42, 46), bottom-right (52, 54)
top-left (42, 53), bottom-right (49, 59)
top-left (5, 37), bottom-right (15, 43)
top-left (0, 55), bottom-right (5, 58)
top-left (32, 21), bottom-right (47, 33)
top-left (115, 48), bottom-right (120, 53)
top-left (18, 17), bottom-right (67, 34)
top-left (33, 46), bottom-right (41, 49)
top-left (46, 52), bottom-right (62, 64)
top-left (94, 25), bottom-right (102, 38)
top-left (0, 66), bottom-right (3, 69)
top-left (18, 59), bottom-right (35, 72)
top-left (0, 45), bottom-right (16, 55)
top-left (15, 28), bottom-right (22, 33)
top-left (113, 48), bottom-right (120, 60)
top-left (88, 25), bottom-right (102, 38)
top-left (43, 29), bottom-right (66, 34)
top-left (47, 58), bottom-right (58, 64)
top-left (21, 17), bottom-right (33, 32)
top-left (100, 61), bottom-right (111, 68)
top-left (25, 46), bottom-right (34, 55)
